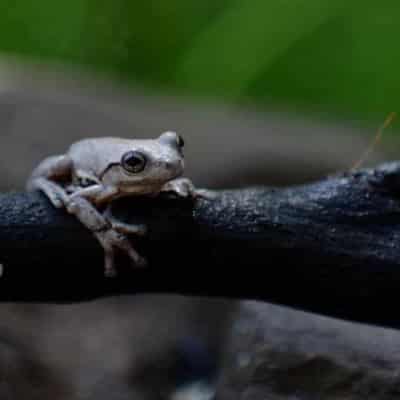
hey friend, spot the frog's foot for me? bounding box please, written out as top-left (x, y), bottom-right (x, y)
top-left (161, 177), bottom-right (216, 199)
top-left (94, 228), bottom-right (146, 277)
top-left (65, 196), bottom-right (147, 277)
top-left (28, 177), bottom-right (70, 208)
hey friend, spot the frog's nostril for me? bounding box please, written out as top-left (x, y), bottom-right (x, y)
top-left (163, 161), bottom-right (174, 170)
top-left (164, 159), bottom-right (184, 173)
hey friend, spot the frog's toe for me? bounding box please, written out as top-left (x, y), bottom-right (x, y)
top-left (134, 224), bottom-right (147, 236)
top-left (135, 256), bottom-right (147, 268)
top-left (104, 266), bottom-right (117, 278)
top-left (51, 197), bottom-right (64, 208)
top-left (161, 177), bottom-right (196, 198)
top-left (110, 221), bottom-right (147, 236)
top-left (125, 245), bottom-right (147, 268)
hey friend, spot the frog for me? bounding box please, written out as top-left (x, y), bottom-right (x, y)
top-left (27, 131), bottom-right (206, 277)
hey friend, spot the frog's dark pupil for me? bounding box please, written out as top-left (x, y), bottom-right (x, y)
top-left (178, 135), bottom-right (184, 148)
top-left (121, 151), bottom-right (146, 173)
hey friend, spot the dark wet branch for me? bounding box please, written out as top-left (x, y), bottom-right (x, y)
top-left (2, 162), bottom-right (400, 328)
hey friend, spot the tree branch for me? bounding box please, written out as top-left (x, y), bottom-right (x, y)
top-left (2, 162), bottom-right (400, 327)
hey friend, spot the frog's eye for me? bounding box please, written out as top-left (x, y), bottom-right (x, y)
top-left (177, 135), bottom-right (184, 148)
top-left (121, 151), bottom-right (147, 173)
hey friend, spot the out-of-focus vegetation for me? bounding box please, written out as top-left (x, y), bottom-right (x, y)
top-left (0, 1), bottom-right (398, 121)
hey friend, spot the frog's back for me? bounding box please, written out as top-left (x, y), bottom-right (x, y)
top-left (68, 137), bottom-right (133, 174)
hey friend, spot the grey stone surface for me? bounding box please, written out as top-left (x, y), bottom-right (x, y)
top-left (216, 302), bottom-right (400, 400)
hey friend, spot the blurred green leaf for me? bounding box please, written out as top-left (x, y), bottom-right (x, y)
top-left (0, 0), bottom-right (398, 121)
top-left (175, 0), bottom-right (347, 98)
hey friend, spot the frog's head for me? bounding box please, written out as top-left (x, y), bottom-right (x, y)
top-left (101, 131), bottom-right (185, 194)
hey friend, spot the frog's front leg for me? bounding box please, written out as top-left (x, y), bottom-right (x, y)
top-left (66, 196), bottom-right (146, 277)
top-left (26, 155), bottom-right (72, 207)
top-left (69, 180), bottom-right (147, 236)
top-left (29, 165), bottom-right (147, 276)
top-left (69, 183), bottom-right (148, 275)
top-left (69, 184), bottom-right (118, 206)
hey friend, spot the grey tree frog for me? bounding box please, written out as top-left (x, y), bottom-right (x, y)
top-left (27, 131), bottom-right (206, 277)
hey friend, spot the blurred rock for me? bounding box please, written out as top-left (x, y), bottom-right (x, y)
top-left (0, 335), bottom-right (70, 400)
top-left (216, 301), bottom-right (400, 400)
top-left (0, 297), bottom-right (234, 400)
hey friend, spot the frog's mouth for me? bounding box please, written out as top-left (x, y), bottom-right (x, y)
top-left (116, 167), bottom-right (183, 191)
top-left (99, 162), bottom-right (120, 180)
top-left (100, 157), bottom-right (184, 189)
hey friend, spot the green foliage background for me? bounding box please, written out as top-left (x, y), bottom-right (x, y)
top-left (0, 1), bottom-right (398, 121)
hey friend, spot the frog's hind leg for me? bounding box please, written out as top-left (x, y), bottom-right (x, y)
top-left (27, 155), bottom-right (72, 208)
top-left (29, 177), bottom-right (70, 208)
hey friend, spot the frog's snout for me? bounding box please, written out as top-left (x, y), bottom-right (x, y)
top-left (165, 158), bottom-right (184, 174)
